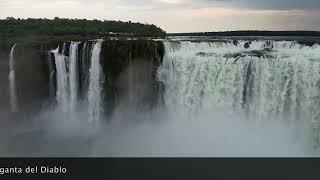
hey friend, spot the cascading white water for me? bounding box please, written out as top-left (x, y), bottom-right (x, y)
top-left (158, 40), bottom-right (320, 145)
top-left (52, 48), bottom-right (69, 112)
top-left (50, 40), bottom-right (104, 124)
top-left (69, 42), bottom-right (79, 111)
top-left (9, 45), bottom-right (18, 112)
top-left (88, 40), bottom-right (104, 124)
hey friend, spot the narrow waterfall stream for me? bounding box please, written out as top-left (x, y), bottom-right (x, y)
top-left (88, 40), bottom-right (104, 124)
top-left (8, 45), bottom-right (17, 112)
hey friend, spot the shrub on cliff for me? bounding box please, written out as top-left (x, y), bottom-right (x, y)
top-left (0, 17), bottom-right (166, 40)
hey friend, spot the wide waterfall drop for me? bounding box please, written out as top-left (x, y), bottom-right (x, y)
top-left (6, 38), bottom-right (320, 157)
top-left (69, 42), bottom-right (79, 112)
top-left (88, 40), bottom-right (104, 124)
top-left (52, 47), bottom-right (69, 112)
top-left (8, 45), bottom-right (18, 112)
top-left (158, 40), bottom-right (320, 148)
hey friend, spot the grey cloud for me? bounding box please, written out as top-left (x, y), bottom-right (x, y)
top-left (114, 0), bottom-right (320, 11)
top-left (117, 0), bottom-right (320, 10)
top-left (205, 0), bottom-right (320, 10)
top-left (2, 0), bottom-right (320, 10)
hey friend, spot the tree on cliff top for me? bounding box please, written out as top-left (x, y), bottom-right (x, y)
top-left (0, 17), bottom-right (166, 39)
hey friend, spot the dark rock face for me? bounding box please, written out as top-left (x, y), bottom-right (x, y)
top-left (244, 42), bottom-right (250, 49)
top-left (224, 50), bottom-right (274, 60)
top-left (0, 42), bottom-right (57, 115)
top-left (0, 43), bottom-right (12, 111)
top-left (78, 41), bottom-right (93, 99)
top-left (196, 52), bottom-right (216, 57)
top-left (233, 40), bottom-right (239, 46)
top-left (0, 40), bottom-right (165, 116)
top-left (155, 41), bottom-right (165, 65)
top-left (101, 40), bottom-right (164, 115)
top-left (58, 42), bottom-right (71, 56)
top-left (14, 45), bottom-right (51, 114)
top-left (263, 41), bottom-right (274, 51)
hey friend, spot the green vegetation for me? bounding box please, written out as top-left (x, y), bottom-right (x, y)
top-left (0, 17), bottom-right (166, 43)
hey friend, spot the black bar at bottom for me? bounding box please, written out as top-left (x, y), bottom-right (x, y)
top-left (0, 158), bottom-right (318, 179)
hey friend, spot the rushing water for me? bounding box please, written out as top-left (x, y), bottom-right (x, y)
top-left (52, 47), bottom-right (69, 112)
top-left (3, 39), bottom-right (320, 157)
top-left (69, 42), bottom-right (79, 112)
top-left (88, 40), bottom-right (104, 124)
top-left (49, 40), bottom-right (104, 124)
top-left (158, 40), bottom-right (320, 147)
top-left (8, 45), bottom-right (17, 112)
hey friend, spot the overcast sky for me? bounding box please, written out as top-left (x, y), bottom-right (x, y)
top-left (1, 0), bottom-right (320, 32)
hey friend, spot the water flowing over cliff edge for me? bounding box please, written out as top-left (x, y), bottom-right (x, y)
top-left (0, 38), bottom-right (320, 157)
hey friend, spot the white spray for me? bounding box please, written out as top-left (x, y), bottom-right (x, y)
top-left (52, 48), bottom-right (69, 112)
top-left (158, 40), bottom-right (320, 146)
top-left (88, 40), bottom-right (104, 124)
top-left (69, 42), bottom-right (79, 112)
top-left (9, 44), bottom-right (18, 112)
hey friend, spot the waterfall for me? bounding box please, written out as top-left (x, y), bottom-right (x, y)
top-left (47, 52), bottom-right (56, 98)
top-left (69, 42), bottom-right (79, 111)
top-left (88, 40), bottom-right (104, 124)
top-left (52, 47), bottom-right (69, 112)
top-left (50, 40), bottom-right (104, 123)
top-left (158, 40), bottom-right (320, 144)
top-left (51, 42), bottom-right (80, 112)
top-left (79, 42), bottom-right (91, 98)
top-left (9, 45), bottom-right (18, 112)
